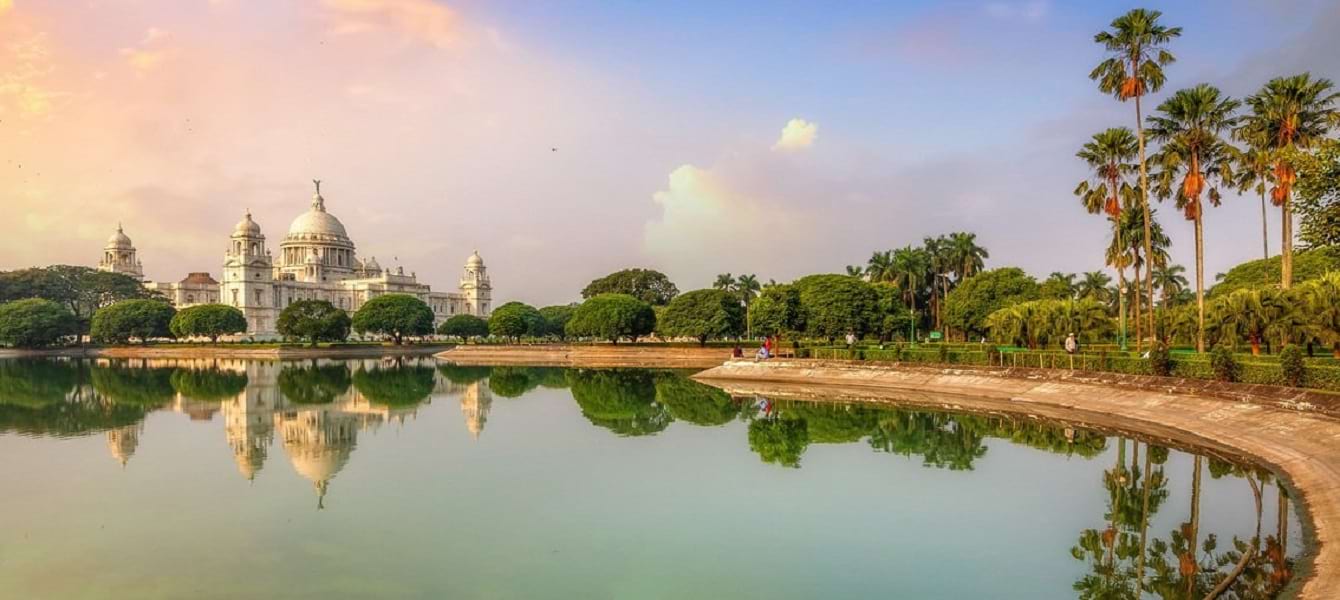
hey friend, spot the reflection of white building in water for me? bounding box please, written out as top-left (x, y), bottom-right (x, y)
top-left (100, 359), bottom-right (492, 508)
top-left (99, 181), bottom-right (492, 336)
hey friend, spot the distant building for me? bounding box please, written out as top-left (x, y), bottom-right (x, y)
top-left (109, 181), bottom-right (492, 336)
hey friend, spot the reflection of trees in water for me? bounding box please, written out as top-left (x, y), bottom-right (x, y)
top-left (1068, 440), bottom-right (1295, 599)
top-left (654, 374), bottom-right (740, 427)
top-left (91, 362), bottom-right (177, 407)
top-left (748, 418), bottom-right (808, 468)
top-left (278, 363), bottom-right (352, 405)
top-left (567, 369), bottom-right (670, 437)
top-left (0, 360), bottom-right (152, 437)
top-left (351, 363), bottom-right (435, 407)
top-left (437, 364), bottom-right (492, 386)
top-left (169, 368), bottom-right (248, 401)
top-left (0, 359), bottom-right (80, 408)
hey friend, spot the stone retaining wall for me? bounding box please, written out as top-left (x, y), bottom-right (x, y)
top-left (435, 344), bottom-right (733, 369)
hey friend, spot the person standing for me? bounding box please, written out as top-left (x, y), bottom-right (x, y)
top-left (845, 331), bottom-right (856, 350)
top-left (1064, 333), bottom-right (1078, 355)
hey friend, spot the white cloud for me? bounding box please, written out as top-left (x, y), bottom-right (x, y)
top-left (772, 118), bottom-right (818, 151)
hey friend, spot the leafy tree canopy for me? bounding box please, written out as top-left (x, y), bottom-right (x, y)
top-left (438, 314), bottom-right (489, 339)
top-left (656, 288), bottom-right (744, 345)
top-left (750, 284), bottom-right (804, 336)
top-left (488, 302), bottom-right (542, 342)
top-left (0, 266), bottom-right (159, 332)
top-left (0, 298), bottom-right (78, 348)
top-left (1296, 140), bottom-right (1340, 250)
top-left (1210, 246), bottom-right (1340, 296)
top-left (352, 294), bottom-right (435, 344)
top-left (565, 294), bottom-right (656, 343)
top-left (169, 304), bottom-right (247, 342)
top-left (536, 304), bottom-right (578, 339)
top-left (567, 369), bottom-right (670, 436)
top-left (581, 268), bottom-right (679, 306)
top-left (943, 267), bottom-right (1040, 338)
top-left (276, 300), bottom-right (351, 346)
top-left (89, 299), bottom-right (176, 345)
top-left (793, 274), bottom-right (880, 340)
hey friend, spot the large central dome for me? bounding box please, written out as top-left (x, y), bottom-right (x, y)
top-left (286, 186), bottom-right (350, 242)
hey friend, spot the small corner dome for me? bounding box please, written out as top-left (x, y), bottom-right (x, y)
top-left (234, 212), bottom-right (262, 236)
top-left (466, 250), bottom-right (484, 268)
top-left (106, 225), bottom-right (134, 249)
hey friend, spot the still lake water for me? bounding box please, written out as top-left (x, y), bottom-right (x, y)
top-left (0, 358), bottom-right (1306, 599)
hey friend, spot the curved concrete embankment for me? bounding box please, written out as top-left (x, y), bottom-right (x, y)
top-left (693, 359), bottom-right (1340, 600)
top-left (0, 344), bottom-right (450, 360)
top-left (435, 344), bottom-right (733, 369)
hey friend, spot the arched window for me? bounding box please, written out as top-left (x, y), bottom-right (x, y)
top-left (186, 294), bottom-right (195, 304)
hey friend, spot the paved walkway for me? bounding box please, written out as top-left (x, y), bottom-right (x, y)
top-left (694, 359), bottom-right (1340, 600)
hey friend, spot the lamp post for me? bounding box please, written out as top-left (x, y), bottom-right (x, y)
top-left (1118, 283), bottom-right (1129, 352)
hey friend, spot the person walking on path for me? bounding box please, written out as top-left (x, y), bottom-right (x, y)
top-left (845, 332), bottom-right (856, 350)
top-left (1064, 333), bottom-right (1078, 370)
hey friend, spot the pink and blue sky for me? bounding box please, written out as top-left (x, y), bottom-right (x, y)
top-left (2, 0), bottom-right (1337, 305)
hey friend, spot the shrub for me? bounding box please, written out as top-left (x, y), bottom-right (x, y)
top-left (0, 298), bottom-right (78, 348)
top-left (1148, 342), bottom-right (1172, 377)
top-left (1280, 344), bottom-right (1306, 388)
top-left (1210, 345), bottom-right (1240, 383)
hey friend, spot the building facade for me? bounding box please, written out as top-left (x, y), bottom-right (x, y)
top-left (116, 182), bottom-right (491, 336)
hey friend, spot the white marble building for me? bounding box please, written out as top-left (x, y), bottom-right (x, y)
top-left (104, 182), bottom-right (491, 336)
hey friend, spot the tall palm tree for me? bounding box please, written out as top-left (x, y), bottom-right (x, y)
top-left (1076, 127), bottom-right (1140, 348)
top-left (1240, 74), bottom-right (1340, 288)
top-left (866, 250), bottom-right (897, 284)
top-left (947, 232), bottom-right (989, 281)
top-left (1151, 264), bottom-right (1188, 307)
top-left (923, 235), bottom-right (953, 332)
top-left (1147, 84), bottom-right (1241, 352)
top-left (1232, 138), bottom-right (1277, 263)
top-left (713, 273), bottom-right (735, 291)
top-left (891, 246), bottom-right (929, 324)
top-left (735, 274), bottom-right (761, 306)
top-left (845, 265), bottom-right (865, 277)
top-left (1092, 9), bottom-right (1182, 353)
top-left (1043, 272), bottom-right (1078, 300)
top-left (1078, 271), bottom-right (1113, 304)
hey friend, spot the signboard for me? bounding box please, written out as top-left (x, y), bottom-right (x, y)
top-left (929, 331), bottom-right (943, 340)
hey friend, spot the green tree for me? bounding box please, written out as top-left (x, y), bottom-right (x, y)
top-left (351, 363), bottom-right (435, 406)
top-left (657, 288), bottom-right (744, 345)
top-left (891, 245), bottom-right (930, 328)
top-left (750, 283), bottom-right (804, 337)
top-left (0, 266), bottom-right (159, 335)
top-left (352, 294), bottom-right (434, 345)
top-left (1151, 264), bottom-right (1188, 307)
top-left (1303, 272), bottom-right (1340, 358)
top-left (947, 232), bottom-right (989, 280)
top-left (488, 301), bottom-right (542, 342)
top-left (89, 299), bottom-right (175, 345)
top-left (793, 274), bottom-right (880, 341)
top-left (0, 298), bottom-right (77, 348)
top-left (713, 273), bottom-right (735, 291)
top-left (565, 294), bottom-right (656, 344)
top-left (1041, 272), bottom-right (1079, 300)
top-left (1148, 84), bottom-right (1241, 352)
top-left (748, 418), bottom-right (809, 468)
top-left (1211, 246), bottom-right (1340, 296)
top-left (944, 268), bottom-right (1040, 340)
top-left (1078, 271), bottom-right (1114, 304)
top-left (1240, 74), bottom-right (1340, 287)
top-left (1233, 134), bottom-right (1278, 261)
top-left (438, 313), bottom-right (490, 340)
top-left (536, 304), bottom-right (578, 340)
top-left (581, 268), bottom-right (679, 305)
top-left (276, 300), bottom-right (351, 346)
top-left (1295, 139), bottom-right (1340, 249)
top-left (1210, 287), bottom-right (1303, 355)
top-left (1092, 8), bottom-right (1182, 354)
top-left (169, 304), bottom-right (247, 342)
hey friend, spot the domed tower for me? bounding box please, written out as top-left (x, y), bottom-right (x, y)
top-left (459, 250), bottom-right (491, 316)
top-left (98, 224), bottom-right (144, 280)
top-left (222, 210), bottom-right (276, 334)
top-left (278, 180), bottom-right (357, 282)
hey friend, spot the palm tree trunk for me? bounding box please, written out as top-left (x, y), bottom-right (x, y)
top-left (1189, 454), bottom-right (1203, 595)
top-left (1195, 215), bottom-right (1206, 353)
top-left (1261, 185), bottom-right (1270, 263)
top-left (1136, 443), bottom-right (1152, 595)
top-left (1134, 89), bottom-right (1156, 358)
top-left (1133, 260), bottom-right (1143, 351)
top-left (1282, 191), bottom-right (1294, 289)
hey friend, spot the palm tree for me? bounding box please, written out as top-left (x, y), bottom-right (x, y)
top-left (1043, 272), bottom-right (1078, 300)
top-left (1076, 127), bottom-right (1140, 348)
top-left (713, 273), bottom-right (736, 291)
top-left (1240, 74), bottom-right (1340, 288)
top-left (735, 274), bottom-right (761, 306)
top-left (947, 232), bottom-right (988, 281)
top-left (891, 246), bottom-right (930, 327)
top-left (866, 250), bottom-right (897, 284)
top-left (1092, 8), bottom-right (1182, 353)
top-left (1232, 138), bottom-right (1277, 263)
top-left (1152, 264), bottom-right (1188, 307)
top-left (1077, 271), bottom-right (1113, 304)
top-left (1147, 84), bottom-right (1242, 353)
top-left (924, 235), bottom-right (953, 332)
top-left (845, 265), bottom-right (865, 277)
top-left (1304, 272), bottom-right (1340, 357)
